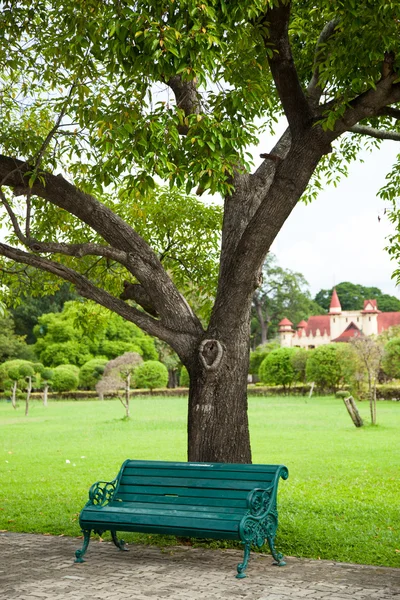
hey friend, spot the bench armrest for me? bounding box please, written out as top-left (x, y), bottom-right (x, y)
top-left (88, 479), bottom-right (117, 506)
top-left (246, 487), bottom-right (274, 517)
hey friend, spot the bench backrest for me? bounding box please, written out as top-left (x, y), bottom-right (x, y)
top-left (113, 460), bottom-right (287, 510)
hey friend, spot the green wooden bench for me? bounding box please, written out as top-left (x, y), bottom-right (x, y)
top-left (75, 459), bottom-right (289, 578)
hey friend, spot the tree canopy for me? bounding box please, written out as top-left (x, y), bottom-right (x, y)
top-left (314, 282), bottom-right (400, 312)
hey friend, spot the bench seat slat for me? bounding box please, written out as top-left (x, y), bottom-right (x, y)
top-left (80, 509), bottom-right (240, 532)
top-left (123, 460), bottom-right (280, 473)
top-left (83, 503), bottom-right (243, 520)
top-left (119, 475), bottom-right (272, 490)
top-left (122, 466), bottom-right (276, 482)
top-left (117, 485), bottom-right (249, 500)
top-left (111, 500), bottom-right (245, 514)
top-left (115, 493), bottom-right (247, 509)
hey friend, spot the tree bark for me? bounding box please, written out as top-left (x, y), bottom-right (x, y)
top-left (187, 311), bottom-right (252, 463)
top-left (343, 396), bottom-right (364, 428)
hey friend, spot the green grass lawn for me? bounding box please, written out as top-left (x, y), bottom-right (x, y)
top-left (0, 395), bottom-right (399, 567)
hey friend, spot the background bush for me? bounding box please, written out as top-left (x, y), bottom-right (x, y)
top-left (51, 365), bottom-right (79, 392)
top-left (179, 366), bottom-right (190, 387)
top-left (306, 343), bottom-right (357, 392)
top-left (134, 361), bottom-right (169, 390)
top-left (259, 348), bottom-right (298, 388)
top-left (79, 358), bottom-right (108, 389)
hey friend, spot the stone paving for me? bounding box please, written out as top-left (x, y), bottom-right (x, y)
top-left (0, 532), bottom-right (399, 600)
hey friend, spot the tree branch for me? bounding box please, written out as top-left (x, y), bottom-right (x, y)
top-left (307, 18), bottom-right (340, 106)
top-left (120, 281), bottom-right (158, 317)
top-left (349, 124), bottom-right (400, 141)
top-left (166, 75), bottom-right (201, 135)
top-left (262, 1), bottom-right (313, 133)
top-left (0, 154), bottom-right (203, 336)
top-left (0, 242), bottom-right (195, 358)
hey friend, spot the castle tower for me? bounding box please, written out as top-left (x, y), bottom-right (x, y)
top-left (329, 288), bottom-right (342, 340)
top-left (278, 318), bottom-right (294, 348)
top-left (361, 299), bottom-right (380, 335)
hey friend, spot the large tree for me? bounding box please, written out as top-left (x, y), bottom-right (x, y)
top-left (315, 282), bottom-right (400, 312)
top-left (1, 1), bottom-right (400, 462)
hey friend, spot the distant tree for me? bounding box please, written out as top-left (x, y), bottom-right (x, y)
top-left (10, 283), bottom-right (77, 343)
top-left (40, 367), bottom-right (54, 407)
top-left (351, 337), bottom-right (384, 425)
top-left (0, 314), bottom-right (35, 362)
top-left (0, 359), bottom-right (35, 409)
top-left (179, 366), bottom-right (190, 388)
top-left (306, 344), bottom-right (357, 392)
top-left (97, 352), bottom-right (143, 414)
top-left (252, 254), bottom-right (324, 346)
top-left (18, 363), bottom-right (35, 416)
top-left (314, 282), bottom-right (400, 312)
top-left (34, 301), bottom-right (157, 366)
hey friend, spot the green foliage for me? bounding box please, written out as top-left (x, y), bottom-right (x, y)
top-left (314, 282), bottom-right (400, 312)
top-left (10, 284), bottom-right (77, 344)
top-left (18, 363), bottom-right (34, 378)
top-left (290, 348), bottom-right (309, 384)
top-left (0, 314), bottom-right (35, 362)
top-left (382, 337), bottom-right (400, 379)
top-left (134, 361), bottom-right (169, 390)
top-left (33, 301), bottom-right (157, 366)
top-left (306, 344), bottom-right (357, 391)
top-left (252, 255), bottom-right (324, 344)
top-left (0, 359), bottom-right (34, 383)
top-left (335, 390), bottom-right (350, 399)
top-left (179, 366), bottom-right (190, 387)
top-left (41, 368), bottom-right (54, 382)
top-left (79, 358), bottom-right (108, 390)
top-left (51, 365), bottom-right (79, 392)
top-left (249, 342), bottom-right (279, 375)
top-left (258, 348), bottom-right (298, 388)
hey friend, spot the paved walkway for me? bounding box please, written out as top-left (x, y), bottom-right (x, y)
top-left (0, 532), bottom-right (399, 600)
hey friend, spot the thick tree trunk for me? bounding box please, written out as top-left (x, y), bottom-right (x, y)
top-left (187, 314), bottom-right (252, 463)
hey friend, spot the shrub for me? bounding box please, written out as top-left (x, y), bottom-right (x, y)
top-left (306, 343), bottom-right (357, 392)
top-left (382, 338), bottom-right (400, 379)
top-left (249, 342), bottom-right (279, 375)
top-left (134, 361), bottom-right (169, 390)
top-left (79, 358), bottom-right (108, 389)
top-left (39, 341), bottom-right (93, 367)
top-left (259, 348), bottom-right (297, 388)
top-left (51, 366), bottom-right (79, 392)
top-left (290, 348), bottom-right (308, 383)
top-left (179, 366), bottom-right (190, 387)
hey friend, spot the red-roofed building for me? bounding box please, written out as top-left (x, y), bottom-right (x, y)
top-left (279, 289), bottom-right (400, 348)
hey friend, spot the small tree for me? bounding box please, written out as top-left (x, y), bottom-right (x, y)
top-left (134, 361), bottom-right (169, 391)
top-left (99, 352), bottom-right (143, 417)
top-left (41, 367), bottom-right (54, 407)
top-left (290, 348), bottom-right (308, 384)
top-left (249, 342), bottom-right (279, 377)
top-left (18, 363), bottom-right (35, 416)
top-left (259, 348), bottom-right (297, 389)
top-left (179, 366), bottom-right (190, 388)
top-left (351, 337), bottom-right (385, 425)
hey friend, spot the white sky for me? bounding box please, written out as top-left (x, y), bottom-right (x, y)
top-left (249, 131), bottom-right (400, 299)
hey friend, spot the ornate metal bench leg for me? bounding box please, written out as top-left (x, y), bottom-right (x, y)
top-left (236, 542), bottom-right (251, 579)
top-left (111, 530), bottom-right (129, 552)
top-left (75, 529), bottom-right (91, 563)
top-left (266, 534), bottom-right (286, 566)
